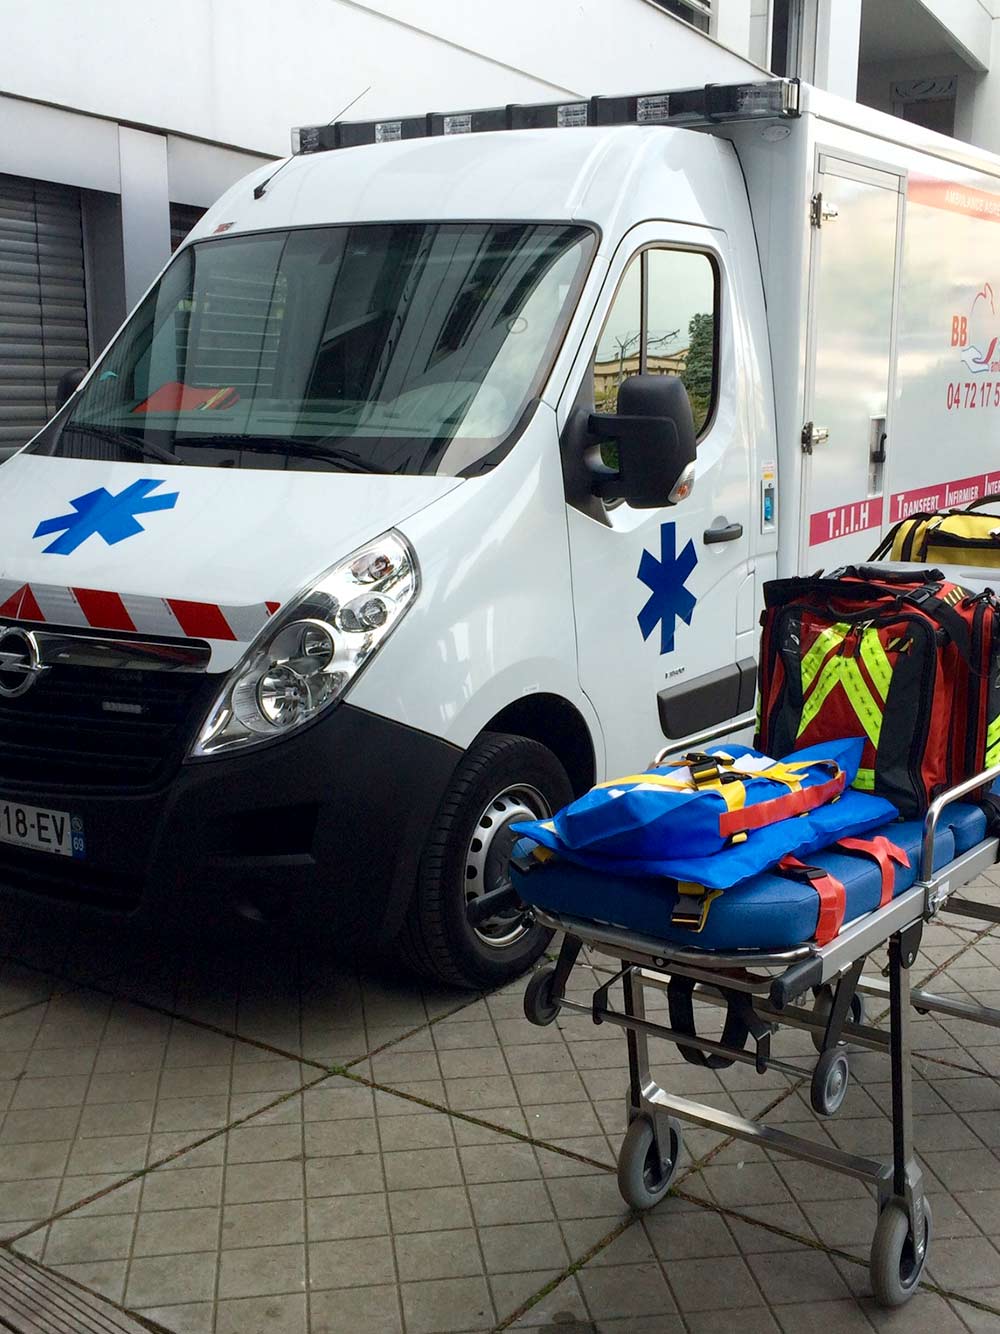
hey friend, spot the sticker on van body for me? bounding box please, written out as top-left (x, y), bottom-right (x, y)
top-left (637, 521), bottom-right (698, 655)
top-left (33, 479), bottom-right (179, 556)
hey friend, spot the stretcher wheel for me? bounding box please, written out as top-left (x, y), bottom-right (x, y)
top-left (810, 1048), bottom-right (850, 1117)
top-left (870, 1198), bottom-right (932, 1307)
top-left (811, 988), bottom-right (867, 1053)
top-left (617, 1114), bottom-right (681, 1210)
top-left (523, 964), bottom-right (560, 1026)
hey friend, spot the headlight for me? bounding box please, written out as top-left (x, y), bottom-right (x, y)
top-left (190, 530), bottom-right (417, 757)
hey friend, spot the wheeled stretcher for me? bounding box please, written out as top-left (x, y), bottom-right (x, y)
top-left (514, 765), bottom-right (1000, 1308)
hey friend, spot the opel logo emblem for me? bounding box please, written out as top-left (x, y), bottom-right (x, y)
top-left (0, 627), bottom-right (47, 699)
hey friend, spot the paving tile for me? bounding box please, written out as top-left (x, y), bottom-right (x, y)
top-left (394, 1228), bottom-right (483, 1282)
top-left (125, 1251), bottom-right (218, 1307)
top-left (11, 924), bottom-right (1000, 1333)
top-left (746, 1249), bottom-right (852, 1305)
top-left (684, 1312), bottom-right (780, 1334)
top-left (13, 1069), bottom-right (621, 1331)
top-left (663, 1254), bottom-right (764, 1313)
top-left (310, 1285), bottom-right (401, 1333)
top-left (927, 1235), bottom-right (1000, 1290)
top-left (400, 1275), bottom-right (493, 1333)
top-left (217, 1242), bottom-right (306, 1299)
top-left (215, 1293), bottom-right (308, 1334)
top-left (577, 1260), bottom-right (677, 1319)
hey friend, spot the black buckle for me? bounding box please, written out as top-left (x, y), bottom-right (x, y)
top-left (904, 585), bottom-right (938, 606)
top-left (781, 861), bottom-right (825, 884)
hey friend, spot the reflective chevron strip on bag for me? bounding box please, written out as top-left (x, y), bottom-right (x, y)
top-left (796, 623), bottom-right (893, 752)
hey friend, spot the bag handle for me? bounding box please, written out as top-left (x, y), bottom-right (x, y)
top-left (825, 565), bottom-right (945, 585)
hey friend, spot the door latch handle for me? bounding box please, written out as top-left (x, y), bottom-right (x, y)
top-left (703, 522), bottom-right (744, 544)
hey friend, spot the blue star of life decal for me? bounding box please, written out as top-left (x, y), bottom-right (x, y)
top-left (33, 479), bottom-right (179, 556)
top-left (637, 521), bottom-right (698, 654)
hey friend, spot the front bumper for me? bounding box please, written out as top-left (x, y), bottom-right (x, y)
top-left (0, 703), bottom-right (462, 941)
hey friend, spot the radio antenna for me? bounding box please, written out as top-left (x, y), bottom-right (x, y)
top-left (254, 85), bottom-right (372, 200)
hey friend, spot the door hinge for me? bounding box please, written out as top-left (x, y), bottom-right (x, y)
top-left (810, 192), bottom-right (839, 228)
top-left (801, 421), bottom-right (830, 454)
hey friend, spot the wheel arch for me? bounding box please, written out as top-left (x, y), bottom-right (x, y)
top-left (482, 693), bottom-right (597, 797)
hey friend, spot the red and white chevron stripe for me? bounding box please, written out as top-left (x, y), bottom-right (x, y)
top-left (0, 579), bottom-right (280, 643)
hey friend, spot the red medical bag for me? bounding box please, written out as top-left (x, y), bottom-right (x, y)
top-left (756, 567), bottom-right (1000, 817)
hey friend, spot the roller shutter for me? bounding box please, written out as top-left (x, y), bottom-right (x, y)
top-left (0, 173), bottom-right (90, 450)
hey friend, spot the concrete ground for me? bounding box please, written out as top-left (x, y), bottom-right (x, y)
top-left (0, 879), bottom-right (997, 1333)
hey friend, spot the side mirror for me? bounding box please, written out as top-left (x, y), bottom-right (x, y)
top-left (55, 367), bottom-right (88, 411)
top-left (588, 375), bottom-right (697, 508)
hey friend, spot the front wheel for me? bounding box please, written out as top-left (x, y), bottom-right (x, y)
top-left (398, 732), bottom-right (573, 988)
top-left (870, 1199), bottom-right (932, 1307)
top-left (617, 1115), bottom-right (682, 1210)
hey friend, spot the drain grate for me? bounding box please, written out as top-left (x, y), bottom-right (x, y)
top-left (0, 1250), bottom-right (154, 1333)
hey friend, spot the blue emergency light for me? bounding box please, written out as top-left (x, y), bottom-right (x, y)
top-left (291, 78), bottom-right (800, 155)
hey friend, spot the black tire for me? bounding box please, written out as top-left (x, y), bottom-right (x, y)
top-left (617, 1115), bottom-right (682, 1210)
top-left (870, 1198), bottom-right (932, 1307)
top-left (810, 1047), bottom-right (850, 1117)
top-left (524, 964), bottom-right (560, 1026)
top-left (398, 732), bottom-right (573, 989)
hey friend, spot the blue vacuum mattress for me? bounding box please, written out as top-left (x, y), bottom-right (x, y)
top-left (512, 803), bottom-right (989, 951)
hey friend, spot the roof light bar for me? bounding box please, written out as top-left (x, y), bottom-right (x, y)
top-left (291, 78), bottom-right (799, 155)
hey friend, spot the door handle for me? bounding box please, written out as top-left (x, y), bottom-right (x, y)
top-left (703, 521), bottom-right (743, 544)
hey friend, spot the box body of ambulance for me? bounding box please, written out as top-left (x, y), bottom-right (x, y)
top-left (1, 79), bottom-right (999, 986)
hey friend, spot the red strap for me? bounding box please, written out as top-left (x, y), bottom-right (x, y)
top-left (778, 855), bottom-right (846, 946)
top-left (717, 771), bottom-right (847, 840)
top-left (834, 836), bottom-right (910, 908)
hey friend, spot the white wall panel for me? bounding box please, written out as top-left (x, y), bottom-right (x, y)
top-left (0, 0), bottom-right (761, 158)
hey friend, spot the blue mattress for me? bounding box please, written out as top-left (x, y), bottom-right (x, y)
top-left (513, 803), bottom-right (989, 952)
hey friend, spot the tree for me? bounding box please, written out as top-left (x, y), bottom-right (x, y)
top-left (681, 311), bottom-right (714, 431)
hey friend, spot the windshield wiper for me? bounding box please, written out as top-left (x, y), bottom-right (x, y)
top-left (173, 435), bottom-right (384, 473)
top-left (62, 423), bottom-right (182, 465)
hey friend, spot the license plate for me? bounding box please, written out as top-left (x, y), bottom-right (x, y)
top-left (0, 801), bottom-right (83, 859)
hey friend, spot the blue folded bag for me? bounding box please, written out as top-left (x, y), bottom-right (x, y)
top-left (513, 737), bottom-right (899, 890)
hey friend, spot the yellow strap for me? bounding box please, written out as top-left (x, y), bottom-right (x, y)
top-left (595, 773), bottom-right (697, 791)
top-left (801, 622), bottom-right (851, 692)
top-left (839, 663), bottom-right (885, 750)
top-left (987, 715), bottom-right (1000, 767)
top-left (853, 767), bottom-right (876, 791)
top-left (859, 631), bottom-right (892, 700)
top-left (671, 883), bottom-right (724, 931)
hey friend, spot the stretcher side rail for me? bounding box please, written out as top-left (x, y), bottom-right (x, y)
top-left (921, 759), bottom-right (1000, 882)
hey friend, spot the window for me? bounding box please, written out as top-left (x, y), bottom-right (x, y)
top-left (592, 248), bottom-right (717, 434)
top-left (40, 221), bottom-right (594, 477)
top-left (649, 0), bottom-right (711, 36)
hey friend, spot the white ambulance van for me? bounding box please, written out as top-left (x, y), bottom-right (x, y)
top-left (2, 78), bottom-right (1000, 987)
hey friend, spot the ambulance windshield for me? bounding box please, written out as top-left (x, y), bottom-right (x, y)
top-left (41, 221), bottom-right (593, 476)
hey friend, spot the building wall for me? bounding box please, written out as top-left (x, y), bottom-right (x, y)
top-left (0, 0), bottom-right (762, 159)
top-left (0, 0), bottom-right (763, 452)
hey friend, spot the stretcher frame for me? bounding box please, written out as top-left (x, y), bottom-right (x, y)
top-left (520, 763), bottom-right (1000, 1307)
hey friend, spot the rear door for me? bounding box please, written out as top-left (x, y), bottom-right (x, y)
top-left (801, 158), bottom-right (903, 568)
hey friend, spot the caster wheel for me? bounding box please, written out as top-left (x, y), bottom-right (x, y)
top-left (811, 987), bottom-right (867, 1053)
top-left (523, 964), bottom-right (560, 1026)
top-left (810, 1047), bottom-right (850, 1117)
top-left (870, 1198), bottom-right (932, 1307)
top-left (617, 1115), bottom-right (682, 1210)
